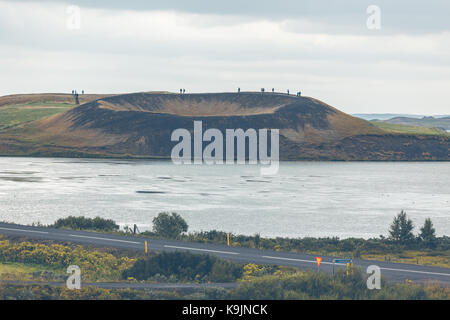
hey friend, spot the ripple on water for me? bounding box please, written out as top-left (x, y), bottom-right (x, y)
top-left (0, 176), bottom-right (43, 182)
top-left (136, 190), bottom-right (167, 194)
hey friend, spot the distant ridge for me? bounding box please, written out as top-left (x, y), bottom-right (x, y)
top-left (353, 113), bottom-right (450, 121)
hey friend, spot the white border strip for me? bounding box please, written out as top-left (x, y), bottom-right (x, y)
top-left (262, 255), bottom-right (333, 265)
top-left (70, 234), bottom-right (140, 244)
top-left (0, 227), bottom-right (49, 234)
top-left (164, 245), bottom-right (240, 255)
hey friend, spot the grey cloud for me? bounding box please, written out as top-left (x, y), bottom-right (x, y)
top-left (13, 0), bottom-right (450, 33)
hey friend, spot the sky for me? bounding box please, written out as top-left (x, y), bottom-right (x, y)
top-left (0, 0), bottom-right (449, 115)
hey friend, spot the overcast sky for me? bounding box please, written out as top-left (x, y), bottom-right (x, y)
top-left (1, 1), bottom-right (449, 114)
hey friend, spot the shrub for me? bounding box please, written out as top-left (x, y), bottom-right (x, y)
top-left (228, 270), bottom-right (449, 300)
top-left (0, 239), bottom-right (135, 281)
top-left (152, 212), bottom-right (188, 238)
top-left (51, 216), bottom-right (119, 232)
top-left (122, 251), bottom-right (242, 282)
top-left (388, 211), bottom-right (415, 245)
top-left (419, 218), bottom-right (437, 248)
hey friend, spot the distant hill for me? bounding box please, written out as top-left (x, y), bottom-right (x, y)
top-left (376, 116), bottom-right (450, 131)
top-left (0, 92), bottom-right (448, 160)
top-left (353, 114), bottom-right (450, 121)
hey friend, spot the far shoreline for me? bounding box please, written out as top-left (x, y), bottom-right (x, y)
top-left (1, 154), bottom-right (450, 163)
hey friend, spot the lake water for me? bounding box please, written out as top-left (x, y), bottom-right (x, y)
top-left (0, 157), bottom-right (448, 239)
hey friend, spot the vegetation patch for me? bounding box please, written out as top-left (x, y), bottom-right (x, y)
top-left (372, 121), bottom-right (449, 136)
top-left (0, 103), bottom-right (75, 129)
top-left (0, 284), bottom-right (181, 300)
top-left (50, 216), bottom-right (119, 232)
top-left (229, 269), bottom-right (450, 300)
top-left (0, 261), bottom-right (65, 281)
top-left (0, 236), bottom-right (135, 281)
top-left (122, 251), bottom-right (244, 283)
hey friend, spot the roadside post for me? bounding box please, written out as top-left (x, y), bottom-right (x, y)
top-left (315, 257), bottom-right (322, 272)
top-left (145, 240), bottom-right (148, 254)
top-left (332, 258), bottom-right (353, 277)
top-left (227, 234), bottom-right (230, 247)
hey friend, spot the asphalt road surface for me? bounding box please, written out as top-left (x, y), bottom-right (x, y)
top-left (0, 222), bottom-right (449, 285)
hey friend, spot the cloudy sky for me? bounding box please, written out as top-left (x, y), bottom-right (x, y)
top-left (1, 0), bottom-right (449, 114)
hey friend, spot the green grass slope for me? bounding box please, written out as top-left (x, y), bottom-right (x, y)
top-left (372, 121), bottom-right (449, 136)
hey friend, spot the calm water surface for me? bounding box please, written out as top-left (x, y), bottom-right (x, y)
top-left (0, 157), bottom-right (448, 238)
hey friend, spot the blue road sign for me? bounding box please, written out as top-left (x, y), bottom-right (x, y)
top-left (334, 259), bottom-right (352, 264)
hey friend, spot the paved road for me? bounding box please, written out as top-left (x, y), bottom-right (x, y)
top-left (0, 222), bottom-right (449, 285)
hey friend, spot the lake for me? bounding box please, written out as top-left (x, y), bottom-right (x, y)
top-left (0, 157), bottom-right (448, 238)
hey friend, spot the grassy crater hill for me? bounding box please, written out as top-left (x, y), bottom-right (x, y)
top-left (0, 91), bottom-right (448, 160)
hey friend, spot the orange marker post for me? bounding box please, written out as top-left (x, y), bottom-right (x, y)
top-left (145, 240), bottom-right (148, 254)
top-left (227, 234), bottom-right (230, 247)
top-left (316, 257), bottom-right (322, 271)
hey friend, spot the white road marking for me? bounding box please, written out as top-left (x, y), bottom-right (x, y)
top-left (380, 267), bottom-right (450, 277)
top-left (164, 245), bottom-right (240, 255)
top-left (262, 255), bottom-right (333, 265)
top-left (69, 234), bottom-right (140, 244)
top-left (0, 227), bottom-right (49, 234)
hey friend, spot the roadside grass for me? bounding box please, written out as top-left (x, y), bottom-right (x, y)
top-left (0, 102), bottom-right (75, 129)
top-left (361, 250), bottom-right (450, 268)
top-left (0, 234), bottom-right (448, 300)
top-left (372, 121), bottom-right (449, 136)
top-left (249, 247), bottom-right (450, 268)
top-left (0, 261), bottom-right (65, 281)
top-left (0, 236), bottom-right (137, 282)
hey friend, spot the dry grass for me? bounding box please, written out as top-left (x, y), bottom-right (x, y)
top-left (0, 262), bottom-right (64, 281)
top-left (372, 121), bottom-right (449, 136)
top-left (0, 93), bottom-right (116, 107)
top-left (362, 250), bottom-right (450, 268)
top-left (97, 96), bottom-right (286, 116)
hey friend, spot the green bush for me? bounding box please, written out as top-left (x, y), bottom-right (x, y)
top-left (152, 212), bottom-right (188, 238)
top-left (122, 251), bottom-right (243, 282)
top-left (51, 216), bottom-right (119, 232)
top-left (389, 211), bottom-right (415, 245)
top-left (419, 218), bottom-right (437, 248)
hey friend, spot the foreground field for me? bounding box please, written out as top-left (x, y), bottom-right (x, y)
top-left (0, 261), bottom-right (65, 281)
top-left (0, 235), bottom-right (448, 300)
